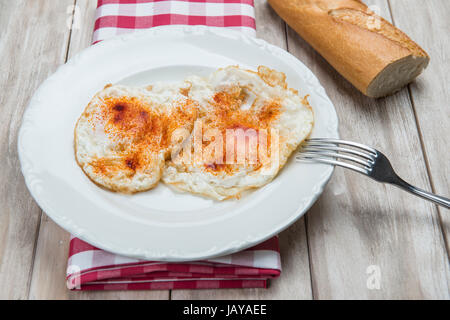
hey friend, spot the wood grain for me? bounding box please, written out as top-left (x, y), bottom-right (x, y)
top-left (27, 0), bottom-right (169, 300)
top-left (171, 0), bottom-right (314, 300)
top-left (387, 0), bottom-right (450, 250)
top-left (284, 0), bottom-right (449, 299)
top-left (0, 0), bottom-right (75, 299)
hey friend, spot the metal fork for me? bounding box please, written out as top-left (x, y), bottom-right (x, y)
top-left (296, 138), bottom-right (450, 209)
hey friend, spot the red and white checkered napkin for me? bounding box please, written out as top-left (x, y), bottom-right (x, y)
top-left (67, 237), bottom-right (281, 290)
top-left (93, 0), bottom-right (256, 43)
top-left (66, 0), bottom-right (281, 291)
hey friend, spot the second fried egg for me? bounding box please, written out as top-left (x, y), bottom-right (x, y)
top-left (162, 66), bottom-right (314, 200)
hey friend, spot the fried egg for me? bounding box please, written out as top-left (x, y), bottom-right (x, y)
top-left (75, 83), bottom-right (198, 193)
top-left (162, 66), bottom-right (314, 200)
top-left (75, 66), bottom-right (314, 198)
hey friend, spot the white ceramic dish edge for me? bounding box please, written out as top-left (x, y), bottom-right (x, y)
top-left (18, 26), bottom-right (339, 261)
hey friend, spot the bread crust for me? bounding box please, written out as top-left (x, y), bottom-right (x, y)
top-left (268, 0), bottom-right (429, 97)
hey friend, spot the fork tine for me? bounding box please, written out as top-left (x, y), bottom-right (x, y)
top-left (306, 138), bottom-right (378, 155)
top-left (299, 151), bottom-right (372, 168)
top-left (296, 154), bottom-right (369, 175)
top-left (301, 145), bottom-right (375, 162)
top-left (300, 140), bottom-right (450, 209)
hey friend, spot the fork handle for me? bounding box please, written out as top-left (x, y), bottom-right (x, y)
top-left (392, 178), bottom-right (450, 209)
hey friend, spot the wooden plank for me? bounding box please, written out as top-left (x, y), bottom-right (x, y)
top-left (171, 0), bottom-right (313, 300)
top-left (28, 0), bottom-right (169, 300)
top-left (0, 0), bottom-right (75, 299)
top-left (387, 0), bottom-right (450, 250)
top-left (284, 0), bottom-right (449, 299)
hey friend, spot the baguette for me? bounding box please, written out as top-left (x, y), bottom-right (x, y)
top-left (268, 0), bottom-right (429, 98)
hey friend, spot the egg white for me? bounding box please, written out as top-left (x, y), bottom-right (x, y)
top-left (162, 66), bottom-right (314, 200)
top-left (75, 67), bottom-right (314, 198)
top-left (75, 83), bottom-right (196, 193)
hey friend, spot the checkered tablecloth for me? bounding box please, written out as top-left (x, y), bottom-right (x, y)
top-left (67, 236), bottom-right (281, 290)
top-left (93, 0), bottom-right (256, 43)
top-left (66, 0), bottom-right (281, 291)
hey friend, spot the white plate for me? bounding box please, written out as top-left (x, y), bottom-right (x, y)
top-left (18, 26), bottom-right (338, 261)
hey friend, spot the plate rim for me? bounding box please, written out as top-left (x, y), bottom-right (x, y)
top-left (18, 25), bottom-right (339, 261)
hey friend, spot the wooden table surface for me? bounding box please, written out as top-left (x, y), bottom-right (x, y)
top-left (0, 0), bottom-right (448, 300)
